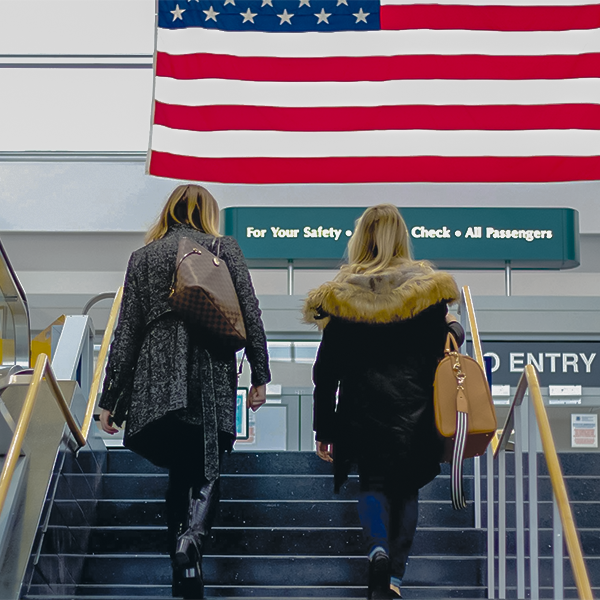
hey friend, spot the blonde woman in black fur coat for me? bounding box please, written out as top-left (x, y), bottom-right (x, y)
top-left (304, 205), bottom-right (464, 600)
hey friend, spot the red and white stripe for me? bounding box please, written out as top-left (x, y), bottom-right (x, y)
top-left (148, 1), bottom-right (600, 184)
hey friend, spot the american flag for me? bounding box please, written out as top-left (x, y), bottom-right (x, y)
top-left (147, 0), bottom-right (600, 184)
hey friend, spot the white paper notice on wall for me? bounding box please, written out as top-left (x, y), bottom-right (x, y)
top-left (571, 414), bottom-right (598, 449)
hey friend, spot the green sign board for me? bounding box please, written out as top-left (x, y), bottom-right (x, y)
top-left (223, 207), bottom-right (579, 269)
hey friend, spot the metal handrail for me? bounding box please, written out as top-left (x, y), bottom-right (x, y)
top-left (81, 287), bottom-right (123, 440)
top-left (461, 286), bottom-right (485, 369)
top-left (82, 291), bottom-right (117, 316)
top-left (495, 365), bottom-right (593, 600)
top-left (0, 354), bottom-right (86, 517)
top-left (0, 237), bottom-right (31, 366)
top-left (460, 286), bottom-right (499, 454)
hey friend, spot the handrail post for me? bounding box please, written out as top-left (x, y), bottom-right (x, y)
top-left (515, 402), bottom-right (526, 599)
top-left (504, 261), bottom-right (512, 297)
top-left (287, 259), bottom-right (294, 295)
top-left (474, 455), bottom-right (482, 529)
top-left (498, 448), bottom-right (507, 599)
top-left (487, 445), bottom-right (495, 599)
top-left (553, 494), bottom-right (564, 600)
top-left (528, 392), bottom-right (540, 600)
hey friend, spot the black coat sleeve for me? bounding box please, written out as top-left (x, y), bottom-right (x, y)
top-left (221, 237), bottom-right (271, 387)
top-left (447, 320), bottom-right (466, 347)
top-left (98, 254), bottom-right (146, 414)
top-left (312, 324), bottom-right (341, 444)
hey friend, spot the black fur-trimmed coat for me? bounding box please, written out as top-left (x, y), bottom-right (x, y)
top-left (304, 260), bottom-right (460, 494)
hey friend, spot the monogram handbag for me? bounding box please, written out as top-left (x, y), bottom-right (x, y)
top-left (433, 333), bottom-right (497, 509)
top-left (168, 237), bottom-right (247, 351)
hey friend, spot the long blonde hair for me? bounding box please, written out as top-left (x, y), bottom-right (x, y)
top-left (346, 204), bottom-right (413, 273)
top-left (145, 184), bottom-right (221, 244)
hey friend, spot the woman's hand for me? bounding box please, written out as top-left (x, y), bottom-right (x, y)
top-left (99, 409), bottom-right (119, 435)
top-left (247, 384), bottom-right (267, 412)
top-left (316, 441), bottom-right (333, 463)
top-left (445, 312), bottom-right (465, 346)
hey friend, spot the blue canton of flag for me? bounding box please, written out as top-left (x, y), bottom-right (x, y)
top-left (159, 1), bottom-right (380, 32)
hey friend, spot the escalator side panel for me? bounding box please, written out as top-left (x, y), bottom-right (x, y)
top-left (0, 381), bottom-right (104, 600)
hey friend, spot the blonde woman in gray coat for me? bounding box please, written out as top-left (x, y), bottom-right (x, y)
top-left (98, 184), bottom-right (270, 599)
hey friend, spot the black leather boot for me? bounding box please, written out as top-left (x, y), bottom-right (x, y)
top-left (175, 479), bottom-right (219, 566)
top-left (166, 484), bottom-right (190, 598)
top-left (175, 479), bottom-right (220, 599)
top-left (179, 559), bottom-right (204, 600)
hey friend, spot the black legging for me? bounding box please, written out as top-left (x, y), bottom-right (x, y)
top-left (163, 421), bottom-right (225, 558)
top-left (357, 469), bottom-right (420, 586)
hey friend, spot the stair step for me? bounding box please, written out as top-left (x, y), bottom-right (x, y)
top-left (42, 522), bottom-right (600, 559)
top-left (36, 554), bottom-right (486, 587)
top-left (42, 525), bottom-right (485, 556)
top-left (25, 585), bottom-right (488, 598)
top-left (480, 501), bottom-right (600, 529)
top-left (105, 449), bottom-right (480, 476)
top-left (105, 447), bottom-right (600, 477)
top-left (23, 587), bottom-right (600, 599)
top-left (62, 498), bottom-right (474, 529)
top-left (96, 468), bottom-right (595, 502)
top-left (96, 472), bottom-right (475, 501)
top-left (480, 475), bottom-right (600, 500)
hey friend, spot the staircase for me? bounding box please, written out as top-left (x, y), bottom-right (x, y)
top-left (25, 448), bottom-right (486, 599)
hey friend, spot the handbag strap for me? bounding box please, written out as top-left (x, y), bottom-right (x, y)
top-left (211, 236), bottom-right (221, 259)
top-left (444, 332), bottom-right (460, 355)
top-left (169, 247), bottom-right (203, 294)
top-left (445, 332), bottom-right (469, 413)
top-left (176, 248), bottom-right (203, 270)
top-left (237, 350), bottom-right (246, 378)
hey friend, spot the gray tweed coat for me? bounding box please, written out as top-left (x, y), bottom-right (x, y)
top-left (98, 224), bottom-right (270, 480)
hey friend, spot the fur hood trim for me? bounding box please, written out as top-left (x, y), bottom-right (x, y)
top-left (303, 261), bottom-right (459, 328)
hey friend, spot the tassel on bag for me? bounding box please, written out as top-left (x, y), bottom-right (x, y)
top-left (433, 334), bottom-right (497, 510)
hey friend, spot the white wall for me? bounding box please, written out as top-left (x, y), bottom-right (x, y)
top-left (1, 0), bottom-right (599, 318)
top-left (2, 161), bottom-right (600, 234)
top-left (0, 0), bottom-right (155, 55)
top-left (2, 0), bottom-right (600, 234)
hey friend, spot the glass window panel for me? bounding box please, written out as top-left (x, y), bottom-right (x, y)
top-left (293, 342), bottom-right (319, 364)
top-left (267, 342), bottom-right (292, 362)
top-left (266, 342), bottom-right (319, 363)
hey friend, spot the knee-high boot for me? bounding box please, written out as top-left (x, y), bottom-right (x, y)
top-left (165, 483), bottom-right (191, 598)
top-left (174, 478), bottom-right (220, 600)
top-left (175, 478), bottom-right (220, 565)
top-left (166, 490), bottom-right (190, 560)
